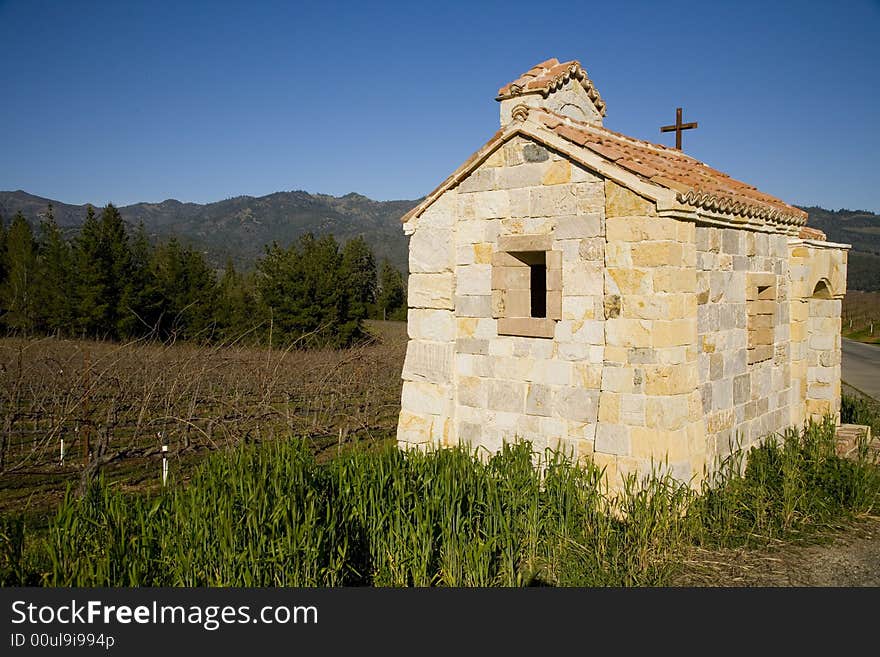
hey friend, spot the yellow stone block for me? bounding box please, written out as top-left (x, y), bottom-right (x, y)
top-left (603, 346), bottom-right (628, 364)
top-left (542, 160), bottom-right (571, 185)
top-left (605, 180), bottom-right (656, 217)
top-left (644, 364), bottom-right (697, 395)
top-left (607, 267), bottom-right (650, 294)
top-left (598, 392), bottom-right (620, 423)
top-left (473, 243), bottom-right (493, 264)
top-left (655, 268), bottom-right (698, 294)
top-left (457, 317), bottom-right (477, 338)
top-left (676, 221), bottom-right (696, 243)
top-left (573, 363), bottom-right (603, 388)
top-left (484, 148), bottom-right (505, 168)
top-left (631, 241), bottom-right (683, 267)
top-left (645, 396), bottom-right (690, 430)
top-left (652, 319), bottom-right (695, 347)
top-left (630, 427), bottom-right (689, 461)
top-left (605, 318), bottom-right (652, 348)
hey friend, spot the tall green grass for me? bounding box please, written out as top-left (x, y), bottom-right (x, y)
top-left (3, 408), bottom-right (879, 587)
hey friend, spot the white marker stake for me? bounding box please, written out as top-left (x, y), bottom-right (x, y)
top-left (60, 438), bottom-right (65, 467)
top-left (162, 445), bottom-right (169, 487)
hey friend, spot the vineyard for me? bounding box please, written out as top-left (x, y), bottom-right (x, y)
top-left (0, 321), bottom-right (407, 514)
top-left (842, 291), bottom-right (880, 343)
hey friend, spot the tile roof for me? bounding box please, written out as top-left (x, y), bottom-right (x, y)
top-left (497, 58), bottom-right (606, 117)
top-left (798, 226), bottom-right (827, 241)
top-left (534, 108), bottom-right (807, 226)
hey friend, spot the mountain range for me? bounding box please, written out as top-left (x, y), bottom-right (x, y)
top-left (0, 189), bottom-right (419, 273)
top-left (0, 190), bottom-right (878, 290)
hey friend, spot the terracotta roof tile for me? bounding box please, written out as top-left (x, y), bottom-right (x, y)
top-left (798, 226), bottom-right (827, 241)
top-left (537, 108), bottom-right (807, 225)
top-left (497, 58), bottom-right (607, 116)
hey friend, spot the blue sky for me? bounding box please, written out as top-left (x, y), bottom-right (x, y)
top-left (1, 0), bottom-right (879, 212)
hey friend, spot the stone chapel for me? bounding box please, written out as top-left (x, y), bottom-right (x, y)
top-left (396, 57), bottom-right (848, 487)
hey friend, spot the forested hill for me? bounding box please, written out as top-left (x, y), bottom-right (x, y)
top-left (0, 190), bottom-right (419, 273)
top-left (2, 190), bottom-right (878, 289)
top-left (795, 206), bottom-right (880, 291)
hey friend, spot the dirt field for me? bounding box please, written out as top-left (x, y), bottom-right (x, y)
top-left (674, 515), bottom-right (880, 586)
top-left (0, 321), bottom-right (407, 515)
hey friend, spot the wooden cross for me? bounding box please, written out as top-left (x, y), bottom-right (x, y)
top-left (660, 107), bottom-right (698, 150)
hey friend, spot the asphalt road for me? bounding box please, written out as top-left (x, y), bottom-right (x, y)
top-left (842, 338), bottom-right (880, 400)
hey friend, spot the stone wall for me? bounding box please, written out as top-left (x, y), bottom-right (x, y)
top-left (788, 241), bottom-right (847, 423)
top-left (695, 227), bottom-right (793, 467)
top-left (399, 135), bottom-right (605, 462)
top-left (596, 184), bottom-right (703, 486)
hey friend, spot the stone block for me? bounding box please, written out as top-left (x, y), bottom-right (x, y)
top-left (526, 383), bottom-right (554, 416)
top-left (554, 386), bottom-right (598, 422)
top-left (578, 237), bottom-right (604, 261)
top-left (595, 423), bottom-right (631, 456)
top-left (472, 190), bottom-right (509, 219)
top-left (542, 160), bottom-right (571, 185)
top-left (488, 379), bottom-right (526, 413)
top-left (456, 264), bottom-right (492, 296)
top-left (401, 381), bottom-right (450, 416)
top-left (598, 391), bottom-right (620, 423)
top-left (652, 319), bottom-right (696, 347)
top-left (457, 218), bottom-right (500, 244)
top-left (497, 317), bottom-right (555, 339)
top-left (410, 228), bottom-right (453, 273)
top-left (652, 268), bottom-right (697, 293)
top-left (495, 162), bottom-right (545, 189)
top-left (722, 229), bottom-right (742, 254)
top-left (458, 421), bottom-right (483, 447)
top-left (402, 340), bottom-right (454, 384)
top-left (408, 273), bottom-right (454, 309)
top-left (457, 376), bottom-right (488, 408)
top-left (555, 214), bottom-right (602, 239)
top-left (523, 143), bottom-right (549, 162)
top-left (563, 261), bottom-right (604, 296)
top-left (606, 268), bottom-right (651, 295)
top-left (455, 353), bottom-right (494, 377)
top-left (605, 318), bottom-right (652, 348)
top-left (631, 242), bottom-right (682, 267)
top-left (457, 168), bottom-right (496, 194)
top-left (644, 364), bottom-right (697, 395)
top-left (601, 366), bottom-right (640, 393)
top-left (531, 359), bottom-right (573, 386)
top-left (397, 409), bottom-right (434, 445)
top-left (408, 309), bottom-right (455, 341)
top-left (455, 295), bottom-right (492, 318)
top-left (605, 180), bottom-right (655, 217)
top-left (573, 363), bottom-right (603, 388)
top-left (456, 338), bottom-right (488, 355)
top-left (530, 185), bottom-right (577, 216)
top-left (457, 317), bottom-right (497, 339)
top-left (646, 396), bottom-right (689, 431)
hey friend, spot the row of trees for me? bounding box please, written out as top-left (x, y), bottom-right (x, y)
top-left (0, 204), bottom-right (407, 347)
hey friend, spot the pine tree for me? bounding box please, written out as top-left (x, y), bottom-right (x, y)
top-left (117, 223), bottom-right (162, 339)
top-left (377, 259), bottom-right (406, 321)
top-left (215, 258), bottom-right (260, 342)
top-left (151, 238), bottom-right (217, 342)
top-left (99, 203), bottom-right (132, 333)
top-left (1, 212), bottom-right (38, 332)
top-left (256, 233), bottom-right (359, 348)
top-left (0, 213), bottom-right (7, 309)
top-left (72, 205), bottom-right (111, 337)
top-left (35, 204), bottom-right (73, 334)
top-left (340, 235), bottom-right (377, 323)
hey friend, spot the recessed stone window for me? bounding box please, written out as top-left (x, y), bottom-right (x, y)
top-left (747, 272), bottom-right (776, 364)
top-left (491, 234), bottom-right (561, 338)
